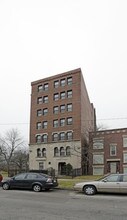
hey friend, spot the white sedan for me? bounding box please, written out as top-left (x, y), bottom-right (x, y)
top-left (74, 174), bottom-right (127, 195)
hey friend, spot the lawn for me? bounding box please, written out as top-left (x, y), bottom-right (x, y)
top-left (58, 175), bottom-right (102, 189)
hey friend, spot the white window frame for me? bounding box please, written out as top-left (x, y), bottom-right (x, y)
top-left (123, 153), bottom-right (127, 163)
top-left (60, 79), bottom-right (66, 87)
top-left (37, 97), bottom-right (43, 104)
top-left (43, 83), bottom-right (48, 91)
top-left (39, 162), bottom-right (44, 170)
top-left (38, 85), bottom-right (43, 92)
top-left (123, 136), bottom-right (127, 147)
top-left (93, 166), bottom-right (104, 175)
top-left (110, 144), bottom-right (117, 156)
top-left (60, 91), bottom-right (66, 99)
top-left (93, 138), bottom-right (104, 149)
top-left (53, 106), bottom-right (59, 114)
top-left (43, 96), bottom-right (48, 103)
top-left (67, 77), bottom-right (72, 85)
top-left (93, 154), bottom-right (104, 164)
top-left (36, 122), bottom-right (41, 130)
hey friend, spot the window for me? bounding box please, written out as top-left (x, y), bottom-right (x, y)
top-left (60, 147), bottom-right (65, 156)
top-left (52, 133), bottom-right (58, 141)
top-left (37, 97), bottom-right (43, 104)
top-left (60, 118), bottom-right (65, 127)
top-left (59, 132), bottom-right (65, 141)
top-left (67, 117), bottom-right (72, 125)
top-left (36, 122), bottom-right (41, 130)
top-left (67, 103), bottom-right (72, 112)
top-left (93, 138), bottom-right (104, 149)
top-left (43, 108), bottom-right (48, 115)
top-left (123, 153), bottom-right (127, 163)
top-left (54, 80), bottom-right (59, 88)
top-left (110, 144), bottom-right (117, 156)
top-left (39, 162), bottom-right (44, 170)
top-left (54, 147), bottom-right (59, 156)
top-left (123, 167), bottom-right (127, 173)
top-left (60, 79), bottom-right (66, 87)
top-left (105, 175), bottom-right (119, 182)
top-left (54, 93), bottom-right (59, 101)
top-left (66, 146), bottom-right (71, 156)
top-left (37, 109), bottom-right (42, 116)
top-left (42, 148), bottom-right (46, 157)
top-left (93, 167), bottom-right (104, 175)
top-left (93, 154), bottom-right (104, 164)
top-left (67, 131), bottom-right (73, 140)
top-left (36, 135), bottom-right (42, 143)
top-left (123, 175), bottom-right (127, 182)
top-left (53, 119), bottom-right (59, 128)
top-left (43, 83), bottom-right (48, 91)
top-left (43, 96), bottom-right (48, 103)
top-left (38, 85), bottom-right (43, 92)
top-left (26, 174), bottom-right (39, 180)
top-left (42, 134), bottom-right (48, 143)
top-left (60, 105), bottom-right (65, 113)
top-left (60, 91), bottom-right (65, 99)
top-left (67, 90), bottom-right (72, 98)
top-left (43, 121), bottom-right (47, 129)
top-left (53, 106), bottom-right (59, 114)
top-left (37, 148), bottom-right (41, 157)
top-left (14, 173), bottom-right (27, 180)
top-left (67, 77), bottom-right (72, 85)
top-left (123, 137), bottom-right (127, 147)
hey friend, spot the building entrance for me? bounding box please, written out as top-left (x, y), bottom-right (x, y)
top-left (107, 161), bottom-right (120, 173)
top-left (58, 162), bottom-right (66, 175)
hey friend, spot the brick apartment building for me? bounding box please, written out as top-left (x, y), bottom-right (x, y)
top-left (89, 128), bottom-right (127, 175)
top-left (29, 68), bottom-right (96, 175)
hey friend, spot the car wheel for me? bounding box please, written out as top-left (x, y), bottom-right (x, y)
top-left (33, 184), bottom-right (41, 192)
top-left (2, 182), bottom-right (10, 190)
top-left (83, 185), bottom-right (96, 195)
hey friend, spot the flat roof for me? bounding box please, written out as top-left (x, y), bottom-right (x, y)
top-left (31, 68), bottom-right (81, 86)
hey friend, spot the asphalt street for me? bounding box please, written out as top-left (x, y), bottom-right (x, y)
top-left (0, 188), bottom-right (127, 220)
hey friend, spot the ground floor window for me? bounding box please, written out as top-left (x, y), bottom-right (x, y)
top-left (93, 154), bottom-right (104, 164)
top-left (123, 153), bottom-right (127, 163)
top-left (123, 167), bottom-right (127, 173)
top-left (39, 162), bottom-right (44, 170)
top-left (93, 167), bottom-right (104, 175)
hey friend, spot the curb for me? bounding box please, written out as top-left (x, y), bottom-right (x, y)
top-left (55, 187), bottom-right (74, 191)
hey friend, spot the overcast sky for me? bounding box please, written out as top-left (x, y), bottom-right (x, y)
top-left (0, 0), bottom-right (127, 141)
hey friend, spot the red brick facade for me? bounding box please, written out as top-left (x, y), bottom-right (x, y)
top-left (89, 128), bottom-right (127, 175)
top-left (29, 68), bottom-right (96, 174)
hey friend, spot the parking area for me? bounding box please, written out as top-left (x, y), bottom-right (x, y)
top-left (0, 187), bottom-right (127, 220)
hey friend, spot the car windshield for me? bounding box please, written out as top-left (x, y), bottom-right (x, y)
top-left (97, 174), bottom-right (121, 182)
top-left (97, 174), bottom-right (111, 181)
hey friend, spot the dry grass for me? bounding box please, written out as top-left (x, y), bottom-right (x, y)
top-left (58, 175), bottom-right (103, 189)
top-left (0, 171), bottom-right (8, 177)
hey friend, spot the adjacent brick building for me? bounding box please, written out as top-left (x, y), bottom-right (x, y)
top-left (89, 128), bottom-right (127, 175)
top-left (29, 68), bottom-right (96, 175)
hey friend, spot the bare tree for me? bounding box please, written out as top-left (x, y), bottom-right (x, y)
top-left (11, 149), bottom-right (29, 174)
top-left (0, 128), bottom-right (26, 176)
top-left (70, 136), bottom-right (90, 175)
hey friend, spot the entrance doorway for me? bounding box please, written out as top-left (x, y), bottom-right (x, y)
top-left (58, 162), bottom-right (66, 175)
top-left (107, 161), bottom-right (120, 173)
top-left (110, 162), bottom-right (117, 173)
